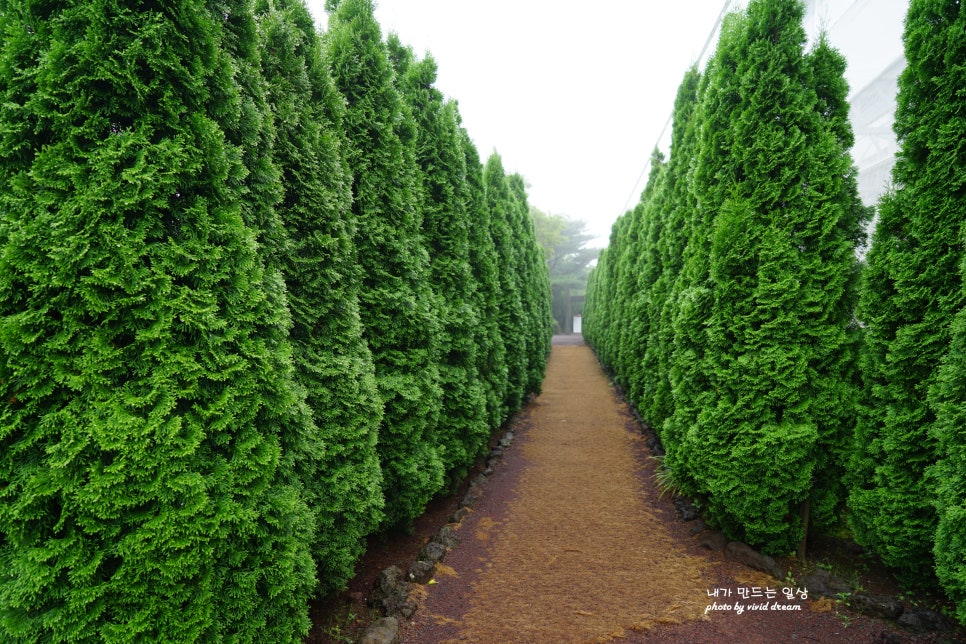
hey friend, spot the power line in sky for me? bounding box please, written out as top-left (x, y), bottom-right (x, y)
top-left (618, 0), bottom-right (737, 218)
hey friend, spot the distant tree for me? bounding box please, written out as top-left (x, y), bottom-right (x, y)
top-left (530, 207), bottom-right (599, 333)
top-left (531, 208), bottom-right (599, 283)
top-left (531, 207), bottom-right (567, 267)
top-left (851, 0), bottom-right (966, 586)
top-left (256, 0), bottom-right (384, 594)
top-left (0, 0), bottom-right (315, 640)
top-left (324, 0), bottom-right (445, 527)
top-left (388, 36), bottom-right (490, 478)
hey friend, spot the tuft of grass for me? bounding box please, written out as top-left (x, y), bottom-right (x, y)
top-left (323, 610), bottom-right (357, 644)
top-left (650, 456), bottom-right (682, 499)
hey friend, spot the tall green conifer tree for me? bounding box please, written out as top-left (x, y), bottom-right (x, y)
top-left (642, 68), bottom-right (701, 433)
top-left (484, 154), bottom-right (528, 416)
top-left (461, 132), bottom-right (509, 431)
top-left (256, 0), bottom-right (384, 593)
top-left (624, 151), bottom-right (667, 411)
top-left (387, 37), bottom-right (490, 477)
top-left (663, 17), bottom-right (741, 496)
top-left (507, 173), bottom-right (553, 396)
top-left (324, 0), bottom-right (445, 527)
top-left (850, 0), bottom-right (966, 584)
top-left (0, 1), bottom-right (315, 640)
top-left (588, 215), bottom-right (629, 370)
top-left (679, 0), bottom-right (864, 552)
top-left (802, 34), bottom-right (870, 533)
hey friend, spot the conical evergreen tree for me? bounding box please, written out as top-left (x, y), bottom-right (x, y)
top-left (801, 33), bottom-right (870, 534)
top-left (663, 15), bottom-right (742, 496)
top-left (484, 153), bottom-right (528, 417)
top-left (461, 131), bottom-right (509, 431)
top-left (507, 173), bottom-right (553, 396)
top-left (679, 0), bottom-right (864, 552)
top-left (387, 37), bottom-right (490, 478)
top-left (324, 0), bottom-right (445, 527)
top-left (850, 0), bottom-right (966, 585)
top-left (624, 151), bottom-right (667, 412)
top-left (642, 68), bottom-right (701, 433)
top-left (0, 1), bottom-right (315, 640)
top-left (256, 0), bottom-right (384, 594)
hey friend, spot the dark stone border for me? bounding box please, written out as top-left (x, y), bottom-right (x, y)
top-left (358, 423), bottom-right (519, 643)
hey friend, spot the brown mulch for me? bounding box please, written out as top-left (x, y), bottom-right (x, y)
top-left (309, 336), bottom-right (963, 644)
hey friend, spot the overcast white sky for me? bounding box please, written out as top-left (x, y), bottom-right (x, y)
top-left (302, 0), bottom-right (908, 247)
top-left (303, 0), bottom-right (733, 246)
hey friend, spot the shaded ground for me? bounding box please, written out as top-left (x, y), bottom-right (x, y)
top-left (310, 335), bottom-right (963, 643)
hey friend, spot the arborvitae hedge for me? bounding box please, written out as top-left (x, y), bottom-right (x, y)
top-left (484, 153), bottom-right (529, 417)
top-left (586, 0), bottom-right (866, 556)
top-left (802, 34), bottom-right (870, 534)
top-left (686, 0), bottom-right (864, 552)
top-left (256, 0), bottom-right (384, 595)
top-left (642, 69), bottom-right (701, 434)
top-left (324, 0), bottom-right (445, 528)
top-left (0, 0), bottom-right (558, 637)
top-left (507, 173), bottom-right (554, 397)
top-left (388, 37), bottom-right (490, 479)
top-left (461, 132), bottom-right (510, 431)
top-left (623, 151), bottom-right (666, 411)
top-left (0, 1), bottom-right (315, 640)
top-left (661, 17), bottom-right (739, 497)
top-left (850, 0), bottom-right (966, 586)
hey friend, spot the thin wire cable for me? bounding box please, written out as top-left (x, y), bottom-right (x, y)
top-left (618, 0), bottom-right (736, 216)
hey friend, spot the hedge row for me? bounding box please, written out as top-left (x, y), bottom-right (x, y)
top-left (0, 0), bottom-right (552, 641)
top-left (585, 0), bottom-right (966, 623)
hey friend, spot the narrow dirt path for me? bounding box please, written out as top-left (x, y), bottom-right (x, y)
top-left (399, 338), bottom-right (933, 643)
top-left (404, 339), bottom-right (707, 642)
top-left (464, 341), bottom-right (707, 640)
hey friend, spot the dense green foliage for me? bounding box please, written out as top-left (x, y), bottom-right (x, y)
top-left (256, 0), bottom-right (384, 595)
top-left (484, 154), bottom-right (531, 416)
top-left (0, 1), bottom-right (317, 640)
top-left (324, 0), bottom-right (446, 528)
top-left (387, 37), bottom-right (489, 479)
top-left (461, 132), bottom-right (510, 433)
top-left (0, 0), bottom-right (551, 639)
top-left (585, 0), bottom-right (868, 555)
top-left (586, 0), bottom-right (966, 623)
top-left (507, 174), bottom-right (554, 397)
top-left (849, 0), bottom-right (966, 592)
top-left (642, 69), bottom-right (701, 438)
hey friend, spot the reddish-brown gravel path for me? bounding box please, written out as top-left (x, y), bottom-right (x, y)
top-left (397, 337), bottom-right (943, 643)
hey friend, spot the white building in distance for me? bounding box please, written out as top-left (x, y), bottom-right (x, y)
top-left (802, 0), bottom-right (907, 207)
